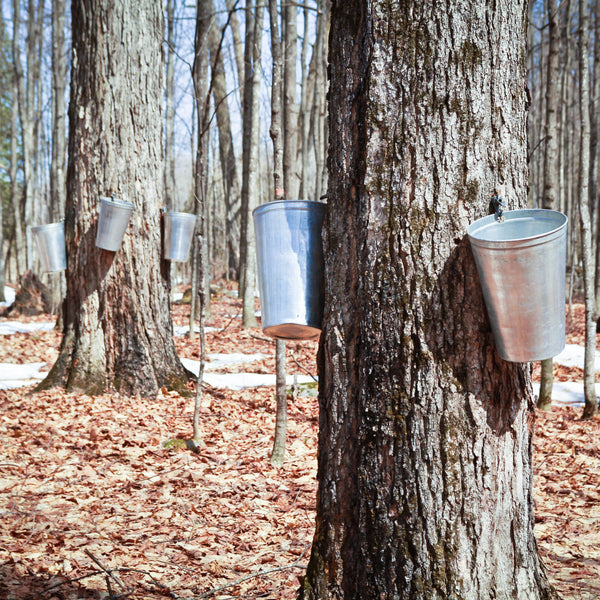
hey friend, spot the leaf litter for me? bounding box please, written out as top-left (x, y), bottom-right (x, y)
top-left (0, 290), bottom-right (598, 599)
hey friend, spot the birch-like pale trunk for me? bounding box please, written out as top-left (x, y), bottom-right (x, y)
top-left (12, 0), bottom-right (37, 269)
top-left (579, 0), bottom-right (598, 420)
top-left (283, 0), bottom-right (299, 199)
top-left (267, 0), bottom-right (288, 467)
top-left (312, 1), bottom-right (328, 202)
top-left (240, 0), bottom-right (263, 327)
top-left (9, 69), bottom-right (25, 276)
top-left (209, 8), bottom-right (241, 280)
top-left (538, 0), bottom-right (561, 411)
top-left (164, 0), bottom-right (177, 211)
top-left (299, 0), bottom-right (559, 597)
top-left (593, 0), bottom-right (600, 311)
top-left (225, 0), bottom-right (244, 109)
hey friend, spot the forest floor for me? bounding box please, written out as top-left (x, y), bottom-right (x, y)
top-left (0, 285), bottom-right (599, 600)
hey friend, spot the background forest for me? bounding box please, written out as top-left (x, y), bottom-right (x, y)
top-left (0, 0), bottom-right (328, 304)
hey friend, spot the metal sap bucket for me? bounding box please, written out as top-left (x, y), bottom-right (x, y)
top-left (95, 196), bottom-right (134, 251)
top-left (164, 211), bottom-right (196, 261)
top-left (467, 208), bottom-right (568, 362)
top-left (31, 221), bottom-right (66, 272)
top-left (253, 200), bottom-right (326, 340)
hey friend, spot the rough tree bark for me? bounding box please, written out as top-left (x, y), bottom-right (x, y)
top-left (39, 0), bottom-right (190, 398)
top-left (299, 1), bottom-right (559, 598)
top-left (538, 0), bottom-right (561, 411)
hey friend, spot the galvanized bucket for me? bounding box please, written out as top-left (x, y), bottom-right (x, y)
top-left (95, 196), bottom-right (134, 251)
top-left (467, 208), bottom-right (568, 362)
top-left (164, 211), bottom-right (196, 261)
top-left (253, 200), bottom-right (326, 340)
top-left (31, 221), bottom-right (66, 273)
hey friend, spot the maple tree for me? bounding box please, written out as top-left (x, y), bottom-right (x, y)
top-left (38, 0), bottom-right (188, 398)
top-left (299, 1), bottom-right (562, 598)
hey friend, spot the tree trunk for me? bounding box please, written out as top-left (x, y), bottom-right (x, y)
top-left (0, 8), bottom-right (4, 302)
top-left (283, 0), bottom-right (299, 199)
top-left (538, 0), bottom-right (561, 411)
top-left (12, 0), bottom-right (37, 269)
top-left (268, 0), bottom-right (288, 467)
top-left (39, 0), bottom-right (189, 398)
top-left (298, 1), bottom-right (311, 200)
top-left (209, 8), bottom-right (241, 280)
top-left (50, 0), bottom-right (67, 315)
top-left (225, 0), bottom-right (245, 110)
top-left (579, 0), bottom-right (598, 420)
top-left (312, 1), bottom-right (328, 202)
top-left (240, 0), bottom-right (263, 327)
top-left (594, 0), bottom-right (600, 310)
top-left (9, 67), bottom-right (25, 276)
top-left (299, 1), bottom-right (558, 598)
top-left (164, 0), bottom-right (177, 211)
top-left (191, 0), bottom-right (212, 438)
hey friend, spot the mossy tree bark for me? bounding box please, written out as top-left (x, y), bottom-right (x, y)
top-left (39, 0), bottom-right (190, 398)
top-left (299, 1), bottom-right (559, 598)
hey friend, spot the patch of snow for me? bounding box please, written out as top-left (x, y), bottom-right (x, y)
top-left (180, 354), bottom-right (265, 374)
top-left (532, 381), bottom-right (592, 406)
top-left (0, 321), bottom-right (56, 335)
top-left (172, 292), bottom-right (183, 302)
top-left (553, 343), bottom-right (600, 371)
top-left (0, 286), bottom-right (16, 308)
top-left (0, 362), bottom-right (48, 390)
top-left (204, 372), bottom-right (315, 390)
top-left (204, 353), bottom-right (265, 370)
top-left (180, 357), bottom-right (314, 389)
top-left (173, 325), bottom-right (217, 337)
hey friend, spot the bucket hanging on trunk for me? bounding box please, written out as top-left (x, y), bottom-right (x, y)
top-left (95, 196), bottom-right (134, 251)
top-left (163, 211), bottom-right (196, 261)
top-left (467, 208), bottom-right (568, 362)
top-left (31, 222), bottom-right (66, 273)
top-left (253, 200), bottom-right (326, 340)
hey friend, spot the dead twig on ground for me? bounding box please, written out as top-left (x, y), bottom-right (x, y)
top-left (219, 312), bottom-right (240, 333)
top-left (85, 548), bottom-right (129, 593)
top-left (196, 544), bottom-right (310, 599)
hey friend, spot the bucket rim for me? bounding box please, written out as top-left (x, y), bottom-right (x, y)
top-left (253, 199), bottom-right (326, 218)
top-left (99, 196), bottom-right (134, 210)
top-left (467, 208), bottom-right (567, 246)
top-left (31, 221), bottom-right (65, 234)
top-left (165, 210), bottom-right (197, 220)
